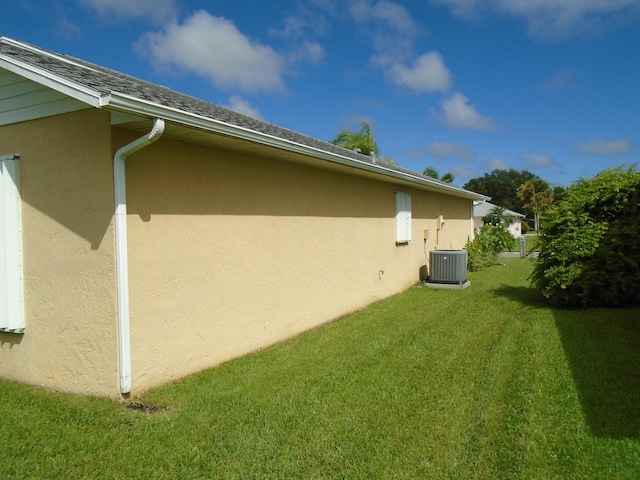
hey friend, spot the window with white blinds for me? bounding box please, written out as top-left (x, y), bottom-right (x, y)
top-left (395, 191), bottom-right (411, 244)
top-left (0, 154), bottom-right (25, 333)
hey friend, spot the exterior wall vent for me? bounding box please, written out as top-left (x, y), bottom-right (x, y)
top-left (429, 250), bottom-right (467, 285)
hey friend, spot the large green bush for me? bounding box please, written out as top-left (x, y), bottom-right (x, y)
top-left (531, 166), bottom-right (640, 307)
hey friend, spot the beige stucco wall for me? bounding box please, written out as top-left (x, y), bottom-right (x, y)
top-left (118, 129), bottom-right (473, 394)
top-left (0, 109), bottom-right (119, 397)
top-left (0, 109), bottom-right (473, 399)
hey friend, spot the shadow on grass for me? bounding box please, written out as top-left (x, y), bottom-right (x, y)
top-left (490, 283), bottom-right (547, 308)
top-left (555, 309), bottom-right (640, 439)
top-left (492, 284), bottom-right (640, 439)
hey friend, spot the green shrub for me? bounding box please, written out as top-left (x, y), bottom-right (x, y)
top-left (484, 224), bottom-right (516, 253)
top-left (466, 225), bottom-right (515, 271)
top-left (531, 166), bottom-right (640, 307)
top-left (465, 235), bottom-right (493, 272)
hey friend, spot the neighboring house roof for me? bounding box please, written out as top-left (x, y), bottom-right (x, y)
top-left (473, 201), bottom-right (525, 219)
top-left (0, 37), bottom-right (488, 201)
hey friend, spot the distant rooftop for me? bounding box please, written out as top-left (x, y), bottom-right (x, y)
top-left (473, 201), bottom-right (525, 218)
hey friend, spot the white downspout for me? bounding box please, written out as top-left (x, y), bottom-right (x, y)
top-left (114, 118), bottom-right (165, 395)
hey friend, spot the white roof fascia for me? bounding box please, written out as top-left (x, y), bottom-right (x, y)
top-left (0, 35), bottom-right (486, 201)
top-left (106, 92), bottom-right (489, 201)
top-left (0, 56), bottom-right (108, 109)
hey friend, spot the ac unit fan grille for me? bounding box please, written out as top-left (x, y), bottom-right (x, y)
top-left (429, 250), bottom-right (467, 284)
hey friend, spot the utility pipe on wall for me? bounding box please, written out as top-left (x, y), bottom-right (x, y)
top-left (114, 118), bottom-right (165, 395)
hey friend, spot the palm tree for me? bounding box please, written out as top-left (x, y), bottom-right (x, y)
top-left (483, 206), bottom-right (513, 227)
top-left (517, 180), bottom-right (554, 232)
top-left (423, 166), bottom-right (455, 184)
top-left (440, 172), bottom-right (455, 183)
top-left (330, 122), bottom-right (379, 156)
top-left (423, 166), bottom-right (439, 178)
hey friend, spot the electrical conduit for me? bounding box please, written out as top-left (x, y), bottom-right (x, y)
top-left (114, 118), bottom-right (165, 395)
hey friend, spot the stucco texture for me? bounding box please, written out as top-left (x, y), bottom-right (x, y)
top-left (0, 110), bottom-right (473, 399)
top-left (0, 109), bottom-right (119, 397)
top-left (117, 129), bottom-right (473, 394)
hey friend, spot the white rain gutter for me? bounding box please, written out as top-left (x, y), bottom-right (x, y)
top-left (0, 37), bottom-right (488, 202)
top-left (105, 93), bottom-right (489, 202)
top-left (114, 118), bottom-right (165, 395)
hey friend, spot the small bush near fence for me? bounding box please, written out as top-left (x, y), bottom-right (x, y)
top-left (466, 225), bottom-right (515, 271)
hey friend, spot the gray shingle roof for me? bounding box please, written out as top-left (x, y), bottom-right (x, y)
top-left (0, 37), bottom-right (487, 198)
top-left (473, 201), bottom-right (525, 218)
top-left (0, 39), bottom-right (368, 158)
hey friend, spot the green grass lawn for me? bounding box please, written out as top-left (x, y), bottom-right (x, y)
top-left (2, 258), bottom-right (639, 479)
top-left (523, 233), bottom-right (539, 253)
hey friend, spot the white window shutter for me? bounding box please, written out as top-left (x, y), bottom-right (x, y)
top-left (0, 154), bottom-right (25, 333)
top-left (395, 192), bottom-right (411, 243)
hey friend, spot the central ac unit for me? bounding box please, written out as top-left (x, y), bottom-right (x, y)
top-left (429, 250), bottom-right (467, 284)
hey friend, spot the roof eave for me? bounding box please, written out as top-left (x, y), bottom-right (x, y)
top-left (0, 34), bottom-right (486, 202)
top-left (106, 92), bottom-right (488, 201)
top-left (0, 53), bottom-right (108, 108)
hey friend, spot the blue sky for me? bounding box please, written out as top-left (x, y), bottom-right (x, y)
top-left (3, 1), bottom-right (640, 187)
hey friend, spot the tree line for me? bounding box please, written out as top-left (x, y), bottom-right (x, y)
top-left (462, 169), bottom-right (563, 230)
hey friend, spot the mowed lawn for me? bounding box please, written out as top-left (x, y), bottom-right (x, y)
top-left (1, 258), bottom-right (639, 479)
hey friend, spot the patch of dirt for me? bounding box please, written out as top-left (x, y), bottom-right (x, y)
top-left (126, 401), bottom-right (167, 414)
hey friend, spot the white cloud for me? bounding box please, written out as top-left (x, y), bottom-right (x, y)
top-left (338, 114), bottom-right (378, 132)
top-left (427, 142), bottom-right (476, 161)
top-left (347, 1), bottom-right (421, 68)
top-left (349, 0), bottom-right (418, 34)
top-left (431, 0), bottom-right (640, 39)
top-left (486, 157), bottom-right (511, 170)
top-left (540, 68), bottom-right (583, 92)
top-left (135, 10), bottom-right (285, 94)
top-left (222, 95), bottom-right (264, 120)
top-left (451, 165), bottom-right (478, 182)
top-left (521, 153), bottom-right (556, 168)
top-left (577, 137), bottom-right (634, 156)
top-left (270, 16), bottom-right (301, 39)
top-left (269, 9), bottom-right (328, 66)
top-left (288, 41), bottom-right (326, 65)
top-left (437, 92), bottom-right (498, 131)
top-left (314, 0), bottom-right (453, 93)
top-left (405, 148), bottom-right (429, 159)
top-left (54, 17), bottom-right (83, 41)
top-left (79, 0), bottom-right (178, 23)
top-left (388, 52), bottom-right (453, 93)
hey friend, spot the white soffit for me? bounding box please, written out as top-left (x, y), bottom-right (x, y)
top-left (0, 68), bottom-right (89, 126)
